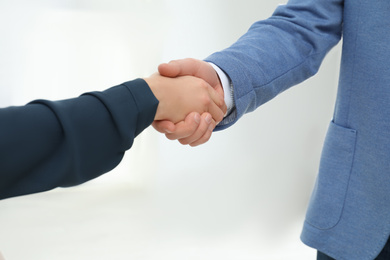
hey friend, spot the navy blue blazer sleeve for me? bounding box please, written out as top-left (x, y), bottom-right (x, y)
top-left (0, 78), bottom-right (159, 200)
top-left (207, 0), bottom-right (344, 130)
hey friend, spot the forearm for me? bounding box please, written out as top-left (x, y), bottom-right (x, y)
top-left (0, 79), bottom-right (158, 199)
top-left (207, 0), bottom-right (343, 129)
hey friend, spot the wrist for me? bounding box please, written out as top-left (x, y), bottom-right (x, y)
top-left (143, 76), bottom-right (164, 121)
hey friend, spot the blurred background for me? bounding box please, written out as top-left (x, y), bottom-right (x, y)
top-left (0, 0), bottom-right (341, 259)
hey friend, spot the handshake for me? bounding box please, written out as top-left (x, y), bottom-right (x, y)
top-left (144, 58), bottom-right (227, 147)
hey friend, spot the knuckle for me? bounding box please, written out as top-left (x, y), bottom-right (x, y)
top-left (203, 135), bottom-right (211, 143)
top-left (165, 134), bottom-right (178, 141)
top-left (201, 94), bottom-right (211, 106)
top-left (216, 113), bottom-right (224, 123)
top-left (200, 133), bottom-right (212, 145)
top-left (188, 121), bottom-right (199, 131)
top-left (179, 139), bottom-right (190, 145)
top-left (197, 78), bottom-right (208, 89)
top-left (198, 83), bottom-right (209, 92)
top-left (219, 97), bottom-right (226, 108)
top-left (187, 57), bottom-right (196, 63)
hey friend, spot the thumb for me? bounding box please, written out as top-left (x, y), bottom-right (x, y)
top-left (152, 120), bottom-right (175, 134)
top-left (158, 58), bottom-right (200, 78)
top-left (158, 61), bottom-right (181, 78)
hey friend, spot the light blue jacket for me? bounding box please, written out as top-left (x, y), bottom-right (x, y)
top-left (207, 0), bottom-right (390, 259)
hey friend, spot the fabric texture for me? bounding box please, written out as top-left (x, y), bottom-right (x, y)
top-left (0, 78), bottom-right (158, 200)
top-left (207, 0), bottom-right (390, 259)
top-left (319, 236), bottom-right (390, 259)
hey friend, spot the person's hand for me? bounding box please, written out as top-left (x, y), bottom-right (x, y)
top-left (144, 73), bottom-right (225, 124)
top-left (153, 58), bottom-right (224, 146)
top-left (163, 111), bottom-right (217, 146)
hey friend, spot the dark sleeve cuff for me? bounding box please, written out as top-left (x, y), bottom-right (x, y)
top-left (121, 78), bottom-right (159, 137)
top-left (83, 78), bottom-right (159, 149)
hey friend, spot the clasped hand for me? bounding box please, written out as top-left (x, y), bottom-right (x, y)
top-left (144, 58), bottom-right (225, 146)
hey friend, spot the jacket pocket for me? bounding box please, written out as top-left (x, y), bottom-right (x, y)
top-left (305, 121), bottom-right (357, 230)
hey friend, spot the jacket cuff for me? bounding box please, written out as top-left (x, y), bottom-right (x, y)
top-left (121, 78), bottom-right (159, 136)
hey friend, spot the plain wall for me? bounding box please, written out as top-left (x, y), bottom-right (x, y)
top-left (0, 1), bottom-right (341, 259)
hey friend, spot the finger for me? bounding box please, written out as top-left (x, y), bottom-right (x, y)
top-left (204, 81), bottom-right (227, 114)
top-left (165, 112), bottom-right (201, 140)
top-left (189, 118), bottom-right (216, 147)
top-left (158, 59), bottom-right (200, 78)
top-left (206, 85), bottom-right (226, 123)
top-left (158, 62), bottom-right (180, 78)
top-left (179, 113), bottom-right (213, 145)
top-left (213, 80), bottom-right (225, 101)
top-left (152, 120), bottom-right (175, 134)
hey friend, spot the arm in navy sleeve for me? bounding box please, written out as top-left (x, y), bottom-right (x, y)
top-left (0, 78), bottom-right (158, 200)
top-left (206, 0), bottom-right (344, 130)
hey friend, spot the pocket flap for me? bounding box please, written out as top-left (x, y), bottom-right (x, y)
top-left (305, 121), bottom-right (357, 229)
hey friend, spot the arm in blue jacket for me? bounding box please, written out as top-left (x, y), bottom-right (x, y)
top-left (0, 79), bottom-right (158, 200)
top-left (206, 0), bottom-right (344, 129)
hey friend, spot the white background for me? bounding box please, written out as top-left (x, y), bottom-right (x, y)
top-left (0, 0), bottom-right (341, 259)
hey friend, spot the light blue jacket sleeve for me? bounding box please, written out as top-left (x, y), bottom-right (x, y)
top-left (206, 0), bottom-right (344, 130)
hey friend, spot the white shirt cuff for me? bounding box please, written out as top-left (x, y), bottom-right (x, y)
top-left (208, 62), bottom-right (234, 116)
